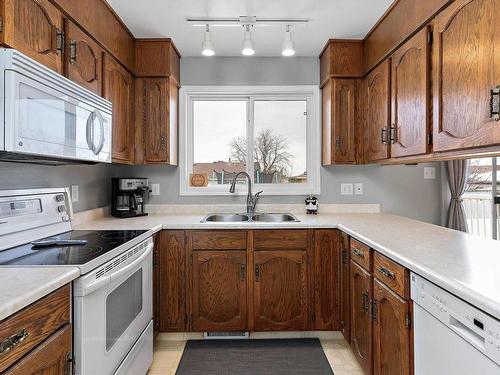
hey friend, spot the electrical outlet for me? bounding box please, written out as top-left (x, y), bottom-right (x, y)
top-left (71, 185), bottom-right (79, 203)
top-left (341, 183), bottom-right (354, 195)
top-left (424, 167), bottom-right (436, 179)
top-left (354, 183), bottom-right (364, 195)
top-left (150, 183), bottom-right (160, 196)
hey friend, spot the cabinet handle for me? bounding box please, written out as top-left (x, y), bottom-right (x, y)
top-left (362, 291), bottom-right (369, 314)
top-left (371, 299), bottom-right (378, 321)
top-left (380, 127), bottom-right (388, 145)
top-left (69, 40), bottom-right (77, 64)
top-left (56, 29), bottom-right (65, 54)
top-left (255, 264), bottom-right (260, 282)
top-left (335, 136), bottom-right (341, 149)
top-left (0, 329), bottom-right (29, 355)
top-left (240, 264), bottom-right (246, 281)
top-left (377, 266), bottom-right (396, 280)
top-left (389, 124), bottom-right (398, 144)
top-left (352, 247), bottom-right (364, 258)
top-left (491, 86), bottom-right (500, 122)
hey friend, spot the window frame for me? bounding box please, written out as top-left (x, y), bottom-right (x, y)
top-left (179, 85), bottom-right (321, 196)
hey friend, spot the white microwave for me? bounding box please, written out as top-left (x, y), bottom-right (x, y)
top-left (0, 49), bottom-right (112, 164)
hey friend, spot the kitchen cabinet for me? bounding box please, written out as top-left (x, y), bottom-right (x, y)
top-left (373, 279), bottom-right (411, 375)
top-left (363, 59), bottom-right (391, 162)
top-left (253, 250), bottom-right (309, 331)
top-left (159, 230), bottom-right (187, 332)
top-left (103, 53), bottom-right (135, 164)
top-left (313, 229), bottom-right (340, 330)
top-left (350, 260), bottom-right (373, 374)
top-left (0, 0), bottom-right (64, 73)
top-left (339, 231), bottom-right (351, 341)
top-left (390, 26), bottom-right (430, 158)
top-left (322, 78), bottom-right (359, 164)
top-left (192, 251), bottom-right (247, 331)
top-left (64, 19), bottom-right (103, 95)
top-left (319, 40), bottom-right (363, 86)
top-left (433, 0), bottom-right (500, 152)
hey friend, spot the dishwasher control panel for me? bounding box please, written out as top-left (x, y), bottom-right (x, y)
top-left (411, 273), bottom-right (500, 366)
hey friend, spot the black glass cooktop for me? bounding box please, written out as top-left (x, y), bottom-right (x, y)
top-left (0, 230), bottom-right (147, 266)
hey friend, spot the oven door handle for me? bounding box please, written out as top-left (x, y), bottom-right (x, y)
top-left (81, 275), bottom-right (111, 296)
top-left (109, 243), bottom-right (153, 282)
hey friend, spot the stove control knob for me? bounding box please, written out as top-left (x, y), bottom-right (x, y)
top-left (55, 194), bottom-right (65, 202)
top-left (57, 205), bottom-right (66, 213)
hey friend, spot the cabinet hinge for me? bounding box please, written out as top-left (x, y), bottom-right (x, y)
top-left (56, 29), bottom-right (65, 54)
top-left (405, 312), bottom-right (412, 329)
top-left (65, 352), bottom-right (75, 375)
top-left (371, 299), bottom-right (378, 321)
top-left (427, 132), bottom-right (433, 146)
top-left (427, 30), bottom-right (433, 45)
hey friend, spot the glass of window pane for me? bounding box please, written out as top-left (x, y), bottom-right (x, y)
top-left (193, 100), bottom-right (247, 185)
top-left (253, 100), bottom-right (307, 184)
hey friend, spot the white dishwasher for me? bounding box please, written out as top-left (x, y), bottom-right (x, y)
top-left (411, 273), bottom-right (500, 374)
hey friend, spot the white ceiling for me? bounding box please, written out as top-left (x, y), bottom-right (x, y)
top-left (107, 0), bottom-right (394, 57)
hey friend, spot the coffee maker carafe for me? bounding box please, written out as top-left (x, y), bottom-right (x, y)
top-left (112, 178), bottom-right (149, 218)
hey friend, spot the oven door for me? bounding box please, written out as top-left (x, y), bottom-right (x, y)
top-left (73, 239), bottom-right (153, 375)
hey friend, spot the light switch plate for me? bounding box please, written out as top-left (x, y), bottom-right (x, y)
top-left (424, 167), bottom-right (436, 179)
top-left (150, 183), bottom-right (160, 196)
top-left (354, 183), bottom-right (364, 195)
top-left (341, 183), bottom-right (354, 195)
top-left (71, 185), bottom-right (79, 203)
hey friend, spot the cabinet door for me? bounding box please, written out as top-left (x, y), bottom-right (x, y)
top-left (4, 325), bottom-right (71, 375)
top-left (142, 78), bottom-right (168, 163)
top-left (103, 54), bottom-right (135, 164)
top-left (433, 0), bottom-right (500, 152)
top-left (65, 20), bottom-right (103, 95)
top-left (364, 59), bottom-right (390, 162)
top-left (391, 26), bottom-right (430, 158)
top-left (192, 251), bottom-right (247, 331)
top-left (159, 231), bottom-right (187, 331)
top-left (253, 250), bottom-right (309, 331)
top-left (373, 279), bottom-right (411, 375)
top-left (350, 260), bottom-right (373, 374)
top-left (313, 230), bottom-right (340, 330)
top-left (0, 0), bottom-right (63, 73)
top-left (340, 232), bottom-right (351, 341)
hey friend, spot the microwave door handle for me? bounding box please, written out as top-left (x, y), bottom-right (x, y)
top-left (93, 110), bottom-right (105, 155)
top-left (109, 243), bottom-right (153, 282)
top-left (86, 111), bottom-right (95, 152)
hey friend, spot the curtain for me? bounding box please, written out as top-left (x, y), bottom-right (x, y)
top-left (446, 159), bottom-right (470, 232)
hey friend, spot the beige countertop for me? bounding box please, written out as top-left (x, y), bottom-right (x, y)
top-left (75, 212), bottom-right (500, 320)
top-left (0, 267), bottom-right (80, 321)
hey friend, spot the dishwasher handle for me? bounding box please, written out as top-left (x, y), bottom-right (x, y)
top-left (449, 312), bottom-right (487, 352)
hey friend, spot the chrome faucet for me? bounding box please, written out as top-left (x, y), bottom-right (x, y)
top-left (229, 172), bottom-right (263, 215)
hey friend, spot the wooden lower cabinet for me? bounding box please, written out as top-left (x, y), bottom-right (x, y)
top-left (339, 231), bottom-right (351, 341)
top-left (192, 251), bottom-right (247, 331)
top-left (350, 260), bottom-right (373, 374)
top-left (253, 250), bottom-right (309, 331)
top-left (313, 229), bottom-right (340, 330)
top-left (373, 279), bottom-right (411, 375)
top-left (4, 324), bottom-right (72, 375)
top-left (159, 230), bottom-right (187, 332)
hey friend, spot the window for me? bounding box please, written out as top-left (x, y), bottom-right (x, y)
top-left (180, 86), bottom-right (320, 195)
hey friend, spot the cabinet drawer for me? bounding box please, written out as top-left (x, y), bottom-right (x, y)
top-left (253, 230), bottom-right (308, 250)
top-left (373, 252), bottom-right (409, 299)
top-left (350, 239), bottom-right (372, 271)
top-left (191, 231), bottom-right (247, 250)
top-left (0, 285), bottom-right (70, 373)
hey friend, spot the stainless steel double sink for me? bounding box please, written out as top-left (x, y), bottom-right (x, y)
top-left (201, 213), bottom-right (300, 223)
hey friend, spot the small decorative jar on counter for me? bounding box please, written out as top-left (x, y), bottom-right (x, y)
top-left (305, 195), bottom-right (318, 215)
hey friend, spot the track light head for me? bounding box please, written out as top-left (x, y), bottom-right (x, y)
top-left (241, 25), bottom-right (255, 56)
top-left (201, 24), bottom-right (215, 56)
top-left (282, 25), bottom-right (295, 56)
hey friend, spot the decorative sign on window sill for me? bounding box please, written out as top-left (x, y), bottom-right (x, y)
top-left (190, 173), bottom-right (209, 187)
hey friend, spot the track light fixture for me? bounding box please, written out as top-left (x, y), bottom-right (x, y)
top-left (201, 24), bottom-right (215, 56)
top-left (282, 25), bottom-right (295, 56)
top-left (241, 25), bottom-right (255, 56)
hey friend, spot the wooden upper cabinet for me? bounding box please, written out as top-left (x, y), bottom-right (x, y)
top-left (103, 54), bottom-right (135, 164)
top-left (433, 0), bottom-right (500, 152)
top-left (65, 20), bottom-right (103, 95)
top-left (159, 230), bottom-right (187, 332)
top-left (253, 250), bottom-right (309, 331)
top-left (319, 40), bottom-right (363, 86)
top-left (135, 39), bottom-right (181, 82)
top-left (322, 78), bottom-right (358, 165)
top-left (339, 232), bottom-right (351, 341)
top-left (350, 260), bottom-right (373, 375)
top-left (192, 251), bottom-right (247, 332)
top-left (313, 230), bottom-right (340, 330)
top-left (0, 0), bottom-right (63, 73)
top-left (390, 26), bottom-right (431, 158)
top-left (373, 279), bottom-right (411, 375)
top-left (363, 59), bottom-right (391, 162)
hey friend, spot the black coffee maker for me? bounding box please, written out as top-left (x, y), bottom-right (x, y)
top-left (112, 178), bottom-right (149, 218)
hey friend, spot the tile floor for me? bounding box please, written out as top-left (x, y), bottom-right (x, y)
top-left (148, 333), bottom-right (363, 375)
